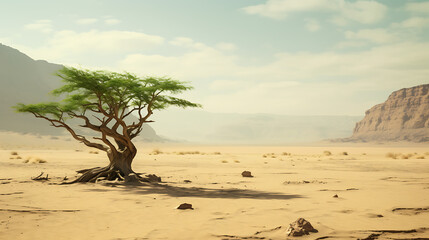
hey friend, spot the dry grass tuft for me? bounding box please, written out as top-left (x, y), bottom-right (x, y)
top-left (177, 151), bottom-right (201, 155)
top-left (213, 152), bottom-right (221, 155)
top-left (234, 160), bottom-right (240, 163)
top-left (150, 149), bottom-right (163, 155)
top-left (323, 151), bottom-right (332, 156)
top-left (386, 152), bottom-right (398, 159)
top-left (282, 152), bottom-right (291, 156)
top-left (23, 157), bottom-right (47, 164)
top-left (89, 151), bottom-right (99, 154)
top-left (341, 152), bottom-right (348, 156)
top-left (416, 155), bottom-right (425, 159)
top-left (10, 151), bottom-right (18, 155)
top-left (401, 153), bottom-right (414, 159)
top-left (221, 160), bottom-right (228, 163)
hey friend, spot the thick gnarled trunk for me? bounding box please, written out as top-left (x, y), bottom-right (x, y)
top-left (69, 150), bottom-right (141, 183)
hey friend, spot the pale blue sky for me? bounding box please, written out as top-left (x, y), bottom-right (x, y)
top-left (1, 0), bottom-right (429, 115)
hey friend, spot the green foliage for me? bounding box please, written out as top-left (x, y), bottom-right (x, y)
top-left (15, 66), bottom-right (201, 121)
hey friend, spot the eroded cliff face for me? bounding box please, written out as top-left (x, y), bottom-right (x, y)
top-left (351, 84), bottom-right (429, 142)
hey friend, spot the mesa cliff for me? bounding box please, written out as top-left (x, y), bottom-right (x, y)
top-left (348, 84), bottom-right (429, 142)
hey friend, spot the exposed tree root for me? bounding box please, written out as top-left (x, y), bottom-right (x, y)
top-left (32, 172), bottom-right (49, 181)
top-left (63, 166), bottom-right (161, 184)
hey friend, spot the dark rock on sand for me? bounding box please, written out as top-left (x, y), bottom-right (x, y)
top-left (242, 171), bottom-right (253, 177)
top-left (286, 218), bottom-right (318, 237)
top-left (177, 203), bottom-right (193, 210)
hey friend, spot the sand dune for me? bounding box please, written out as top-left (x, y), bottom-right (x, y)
top-left (1, 137), bottom-right (429, 239)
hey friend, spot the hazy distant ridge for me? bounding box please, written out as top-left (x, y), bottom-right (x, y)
top-left (0, 43), bottom-right (161, 141)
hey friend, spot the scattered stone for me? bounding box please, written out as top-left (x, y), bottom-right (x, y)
top-left (177, 203), bottom-right (193, 210)
top-left (286, 218), bottom-right (318, 237)
top-left (242, 171), bottom-right (253, 178)
top-left (333, 194), bottom-right (338, 198)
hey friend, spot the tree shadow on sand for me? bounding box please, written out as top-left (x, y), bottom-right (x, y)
top-left (86, 182), bottom-right (303, 200)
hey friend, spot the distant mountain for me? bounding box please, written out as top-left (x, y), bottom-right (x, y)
top-left (0, 43), bottom-right (162, 141)
top-left (151, 110), bottom-right (362, 144)
top-left (343, 84), bottom-right (429, 142)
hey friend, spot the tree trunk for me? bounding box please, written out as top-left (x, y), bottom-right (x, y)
top-left (68, 150), bottom-right (141, 183)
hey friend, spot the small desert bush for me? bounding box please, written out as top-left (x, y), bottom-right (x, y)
top-left (89, 151), bottom-right (99, 154)
top-left (341, 152), bottom-right (348, 156)
top-left (401, 153), bottom-right (414, 159)
top-left (416, 155), bottom-right (425, 159)
top-left (150, 149), bottom-right (163, 155)
top-left (282, 152), bottom-right (291, 156)
top-left (23, 157), bottom-right (47, 164)
top-left (10, 151), bottom-right (18, 155)
top-left (262, 154), bottom-right (267, 158)
top-left (213, 152), bottom-right (221, 155)
top-left (221, 160), bottom-right (228, 163)
top-left (177, 151), bottom-right (201, 155)
top-left (323, 151), bottom-right (332, 156)
top-left (386, 152), bottom-right (398, 159)
top-left (234, 160), bottom-right (240, 163)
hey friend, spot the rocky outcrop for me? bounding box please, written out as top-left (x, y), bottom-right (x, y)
top-left (349, 84), bottom-right (429, 142)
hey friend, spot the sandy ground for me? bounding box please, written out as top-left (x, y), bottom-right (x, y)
top-left (1, 133), bottom-right (429, 239)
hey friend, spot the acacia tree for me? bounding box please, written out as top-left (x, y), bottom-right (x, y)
top-left (15, 67), bottom-right (200, 183)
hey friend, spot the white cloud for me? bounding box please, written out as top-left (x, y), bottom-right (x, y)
top-left (345, 28), bottom-right (395, 44)
top-left (305, 19), bottom-right (321, 32)
top-left (340, 1), bottom-right (386, 24)
top-left (118, 46), bottom-right (239, 79)
top-left (242, 0), bottom-right (387, 25)
top-left (116, 37), bottom-right (429, 115)
top-left (76, 18), bottom-right (98, 25)
top-left (216, 42), bottom-right (237, 51)
top-left (336, 40), bottom-right (367, 49)
top-left (406, 2), bottom-right (429, 13)
top-left (169, 37), bottom-right (207, 50)
top-left (22, 30), bottom-right (164, 65)
top-left (24, 19), bottom-right (52, 33)
top-left (105, 18), bottom-right (121, 25)
top-left (392, 17), bottom-right (429, 29)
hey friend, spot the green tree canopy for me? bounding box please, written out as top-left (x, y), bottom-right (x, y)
top-left (15, 66), bottom-right (201, 183)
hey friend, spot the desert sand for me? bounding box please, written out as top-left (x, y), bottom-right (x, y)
top-left (1, 133), bottom-right (429, 239)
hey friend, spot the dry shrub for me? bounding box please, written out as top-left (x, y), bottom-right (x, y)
top-left (323, 151), bottom-right (332, 156)
top-left (10, 151), bottom-right (18, 155)
top-left (386, 152), bottom-right (398, 159)
top-left (362, 153), bottom-right (367, 155)
top-left (213, 152), bottom-right (221, 155)
top-left (16, 156), bottom-right (22, 159)
top-left (416, 155), bottom-right (425, 159)
top-left (23, 157), bottom-right (47, 164)
top-left (401, 153), bottom-right (414, 159)
top-left (177, 151), bottom-right (200, 155)
top-left (262, 154), bottom-right (267, 158)
top-left (221, 160), bottom-right (228, 163)
top-left (271, 155), bottom-right (276, 158)
top-left (341, 152), bottom-right (348, 156)
top-left (89, 151), bottom-right (99, 154)
top-left (282, 152), bottom-right (291, 156)
top-left (234, 160), bottom-right (240, 163)
top-left (150, 149), bottom-right (163, 155)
